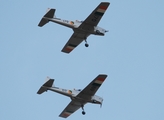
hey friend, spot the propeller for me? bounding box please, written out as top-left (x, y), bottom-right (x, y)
top-left (105, 30), bottom-right (109, 32)
top-left (100, 99), bottom-right (103, 108)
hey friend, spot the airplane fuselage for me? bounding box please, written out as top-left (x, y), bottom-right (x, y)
top-left (45, 17), bottom-right (107, 36)
top-left (44, 86), bottom-right (103, 105)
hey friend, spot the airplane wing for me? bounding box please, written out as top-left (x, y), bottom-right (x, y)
top-left (61, 32), bottom-right (89, 53)
top-left (59, 100), bottom-right (86, 118)
top-left (76, 74), bottom-right (107, 100)
top-left (78, 2), bottom-right (110, 30)
top-left (61, 2), bottom-right (109, 54)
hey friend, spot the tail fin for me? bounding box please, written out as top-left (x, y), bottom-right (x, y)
top-left (37, 77), bottom-right (54, 94)
top-left (38, 8), bottom-right (56, 27)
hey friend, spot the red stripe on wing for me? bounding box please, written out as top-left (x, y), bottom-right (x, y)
top-left (99, 6), bottom-right (108, 10)
top-left (66, 47), bottom-right (73, 52)
top-left (63, 113), bottom-right (70, 117)
top-left (97, 77), bottom-right (106, 82)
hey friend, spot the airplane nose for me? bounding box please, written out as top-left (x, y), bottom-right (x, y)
top-left (105, 30), bottom-right (109, 32)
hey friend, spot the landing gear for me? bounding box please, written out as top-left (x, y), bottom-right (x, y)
top-left (84, 39), bottom-right (89, 47)
top-left (81, 104), bottom-right (86, 115)
top-left (82, 111), bottom-right (86, 115)
top-left (96, 30), bottom-right (100, 34)
top-left (85, 43), bottom-right (89, 47)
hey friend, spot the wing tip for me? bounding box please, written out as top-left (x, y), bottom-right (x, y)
top-left (101, 2), bottom-right (110, 5)
top-left (61, 50), bottom-right (70, 54)
top-left (59, 115), bottom-right (68, 118)
top-left (98, 74), bottom-right (108, 77)
top-left (101, 2), bottom-right (110, 4)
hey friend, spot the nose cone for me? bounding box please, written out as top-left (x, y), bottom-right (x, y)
top-left (105, 30), bottom-right (109, 32)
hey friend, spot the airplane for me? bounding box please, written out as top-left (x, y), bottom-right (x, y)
top-left (38, 2), bottom-right (110, 53)
top-left (37, 74), bottom-right (107, 118)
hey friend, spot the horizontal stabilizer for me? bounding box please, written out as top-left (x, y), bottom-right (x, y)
top-left (37, 78), bottom-right (54, 94)
top-left (38, 18), bottom-right (49, 27)
top-left (37, 86), bottom-right (47, 94)
top-left (42, 78), bottom-right (54, 87)
top-left (38, 8), bottom-right (56, 27)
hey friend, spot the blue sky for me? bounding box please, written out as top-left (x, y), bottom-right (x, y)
top-left (1, 0), bottom-right (164, 120)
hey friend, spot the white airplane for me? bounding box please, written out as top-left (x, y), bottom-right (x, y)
top-left (37, 74), bottom-right (107, 118)
top-left (38, 2), bottom-right (110, 53)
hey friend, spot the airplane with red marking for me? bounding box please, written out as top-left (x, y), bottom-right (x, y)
top-left (37, 74), bottom-right (107, 118)
top-left (38, 2), bottom-right (110, 53)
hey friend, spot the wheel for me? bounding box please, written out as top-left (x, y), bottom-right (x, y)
top-left (96, 30), bottom-right (100, 34)
top-left (92, 100), bottom-right (97, 103)
top-left (85, 43), bottom-right (89, 47)
top-left (82, 111), bottom-right (86, 115)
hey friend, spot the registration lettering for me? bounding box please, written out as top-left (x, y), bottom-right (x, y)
top-left (63, 20), bottom-right (69, 23)
top-left (62, 89), bottom-right (67, 92)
